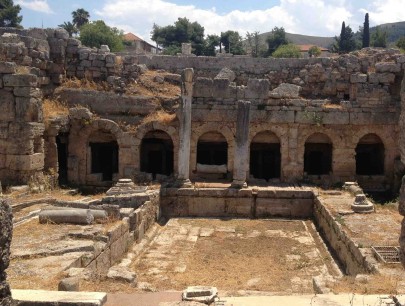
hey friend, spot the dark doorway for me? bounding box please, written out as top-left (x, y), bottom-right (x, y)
top-left (197, 132), bottom-right (228, 166)
top-left (90, 141), bottom-right (119, 181)
top-left (250, 131), bottom-right (281, 180)
top-left (140, 131), bottom-right (174, 179)
top-left (304, 133), bottom-right (332, 175)
top-left (356, 134), bottom-right (384, 175)
top-left (56, 133), bottom-right (68, 185)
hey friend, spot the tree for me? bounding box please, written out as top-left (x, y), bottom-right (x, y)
top-left (371, 26), bottom-right (388, 48)
top-left (266, 27), bottom-right (288, 56)
top-left (58, 21), bottom-right (77, 37)
top-left (308, 46), bottom-right (321, 57)
top-left (203, 34), bottom-right (220, 56)
top-left (151, 18), bottom-right (205, 55)
top-left (362, 13), bottom-right (370, 48)
top-left (220, 30), bottom-right (245, 55)
top-left (272, 44), bottom-right (301, 58)
top-left (332, 22), bottom-right (357, 53)
top-left (79, 20), bottom-right (124, 52)
top-left (0, 0), bottom-right (22, 27)
top-left (396, 36), bottom-right (405, 50)
top-left (246, 31), bottom-right (266, 57)
top-left (72, 8), bottom-right (90, 28)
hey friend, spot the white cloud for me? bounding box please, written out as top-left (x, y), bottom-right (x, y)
top-left (16, 0), bottom-right (53, 14)
top-left (361, 0), bottom-right (405, 25)
top-left (95, 0), bottom-right (364, 43)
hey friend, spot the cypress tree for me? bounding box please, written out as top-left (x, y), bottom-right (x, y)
top-left (339, 21), bottom-right (346, 53)
top-left (362, 13), bottom-right (370, 48)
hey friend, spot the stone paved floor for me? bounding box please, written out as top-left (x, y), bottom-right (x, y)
top-left (132, 218), bottom-right (335, 293)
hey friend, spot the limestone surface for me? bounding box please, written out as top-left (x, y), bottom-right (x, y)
top-left (0, 199), bottom-right (12, 306)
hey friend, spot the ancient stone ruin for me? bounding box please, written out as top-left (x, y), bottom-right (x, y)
top-left (0, 199), bottom-right (12, 306)
top-left (0, 26), bottom-right (405, 303)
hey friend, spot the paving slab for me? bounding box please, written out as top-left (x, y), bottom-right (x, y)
top-left (221, 294), bottom-right (405, 306)
top-left (12, 289), bottom-right (107, 305)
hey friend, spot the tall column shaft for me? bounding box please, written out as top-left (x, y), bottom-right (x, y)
top-left (177, 68), bottom-right (194, 186)
top-left (232, 100), bottom-right (251, 188)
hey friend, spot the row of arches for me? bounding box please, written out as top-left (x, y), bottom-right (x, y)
top-left (137, 130), bottom-right (385, 181)
top-left (55, 123), bottom-right (386, 184)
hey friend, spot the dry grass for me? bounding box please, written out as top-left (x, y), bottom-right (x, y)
top-left (62, 77), bottom-right (110, 91)
top-left (60, 70), bottom-right (180, 99)
top-left (141, 110), bottom-right (177, 125)
top-left (43, 98), bottom-right (69, 119)
top-left (323, 103), bottom-right (342, 109)
top-left (15, 65), bottom-right (31, 74)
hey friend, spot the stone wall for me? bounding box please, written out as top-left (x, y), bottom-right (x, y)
top-left (0, 198), bottom-right (12, 306)
top-left (398, 73), bottom-right (405, 267)
top-left (0, 63), bottom-right (45, 185)
top-left (160, 187), bottom-right (313, 218)
top-left (313, 197), bottom-right (377, 275)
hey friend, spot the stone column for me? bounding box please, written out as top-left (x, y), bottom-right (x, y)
top-left (0, 198), bottom-right (13, 306)
top-left (177, 68), bottom-right (194, 187)
top-left (232, 100), bottom-right (251, 188)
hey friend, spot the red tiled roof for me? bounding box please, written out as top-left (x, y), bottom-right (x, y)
top-left (123, 32), bottom-right (142, 42)
top-left (297, 44), bottom-right (329, 52)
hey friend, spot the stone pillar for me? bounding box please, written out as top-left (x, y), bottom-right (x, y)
top-left (232, 100), bottom-right (251, 188)
top-left (177, 68), bottom-right (194, 187)
top-left (181, 43), bottom-right (192, 55)
top-left (0, 198), bottom-right (13, 306)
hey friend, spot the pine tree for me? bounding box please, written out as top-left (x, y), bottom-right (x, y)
top-left (0, 0), bottom-right (22, 27)
top-left (362, 13), bottom-right (370, 48)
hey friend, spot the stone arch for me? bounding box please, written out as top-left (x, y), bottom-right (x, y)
top-left (140, 130), bottom-right (174, 179)
top-left (196, 131), bottom-right (228, 176)
top-left (82, 119), bottom-right (127, 183)
top-left (86, 120), bottom-right (124, 182)
top-left (249, 131), bottom-right (281, 180)
top-left (355, 133), bottom-right (385, 175)
top-left (133, 122), bottom-right (179, 175)
top-left (304, 132), bottom-right (333, 175)
top-left (191, 124), bottom-right (235, 174)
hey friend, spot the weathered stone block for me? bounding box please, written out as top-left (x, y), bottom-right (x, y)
top-left (375, 62), bottom-right (401, 73)
top-left (350, 73), bottom-right (367, 83)
top-left (15, 97), bottom-right (42, 122)
top-left (215, 67), bottom-right (236, 82)
top-left (0, 90), bottom-right (15, 121)
top-left (6, 153), bottom-right (44, 171)
top-left (245, 79), bottom-right (269, 99)
top-left (193, 77), bottom-right (213, 98)
top-left (212, 78), bottom-right (230, 98)
top-left (95, 248), bottom-right (111, 274)
top-left (269, 83), bottom-right (301, 98)
top-left (0, 62), bottom-right (16, 74)
top-left (3, 74), bottom-right (37, 87)
top-left (13, 87), bottom-right (41, 98)
top-left (0, 198), bottom-right (12, 306)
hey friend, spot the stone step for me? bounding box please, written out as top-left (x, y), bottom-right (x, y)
top-left (12, 289), bottom-right (107, 306)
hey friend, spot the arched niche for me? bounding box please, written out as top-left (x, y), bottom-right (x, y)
top-left (250, 131), bottom-right (281, 180)
top-left (304, 133), bottom-right (332, 175)
top-left (140, 130), bottom-right (174, 179)
top-left (88, 130), bottom-right (119, 181)
top-left (356, 133), bottom-right (384, 175)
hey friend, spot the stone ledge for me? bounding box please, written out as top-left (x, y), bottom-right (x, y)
top-left (11, 289), bottom-right (107, 306)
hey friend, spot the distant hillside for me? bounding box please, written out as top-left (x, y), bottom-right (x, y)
top-left (252, 21), bottom-right (405, 51)
top-left (285, 33), bottom-right (334, 48)
top-left (368, 21), bottom-right (405, 44)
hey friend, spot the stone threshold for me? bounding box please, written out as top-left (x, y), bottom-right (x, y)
top-left (12, 289), bottom-right (107, 306)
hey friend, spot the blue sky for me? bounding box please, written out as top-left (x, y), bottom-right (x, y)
top-left (16, 0), bottom-right (405, 43)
